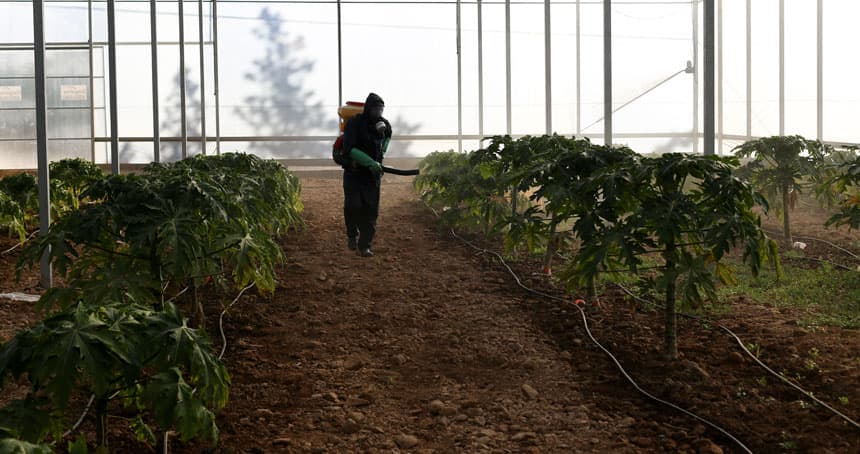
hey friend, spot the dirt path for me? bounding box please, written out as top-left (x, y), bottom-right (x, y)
top-left (208, 176), bottom-right (693, 453)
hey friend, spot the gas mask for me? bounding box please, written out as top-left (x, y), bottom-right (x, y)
top-left (375, 120), bottom-right (387, 136)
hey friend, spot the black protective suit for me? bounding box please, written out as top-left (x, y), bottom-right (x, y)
top-left (342, 93), bottom-right (392, 252)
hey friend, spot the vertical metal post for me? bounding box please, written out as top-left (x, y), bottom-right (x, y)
top-left (456, 0), bottom-right (463, 152)
top-left (603, 0), bottom-right (611, 145)
top-left (198, 0), bottom-right (206, 154)
top-left (778, 0), bottom-right (784, 135)
top-left (337, 0), bottom-right (343, 107)
top-left (692, 0), bottom-right (699, 153)
top-left (717, 0), bottom-right (723, 154)
top-left (816, 0), bottom-right (822, 140)
top-left (746, 0), bottom-right (751, 139)
top-left (108, 0), bottom-right (119, 173)
top-left (88, 0), bottom-right (95, 163)
top-left (704, 0), bottom-right (715, 155)
top-left (179, 0), bottom-right (188, 159)
top-left (151, 0), bottom-right (160, 162)
top-left (544, 0), bottom-right (551, 135)
top-left (213, 0), bottom-right (221, 154)
top-left (576, 0), bottom-right (581, 135)
top-left (505, 0), bottom-right (511, 135)
top-left (34, 0), bottom-right (52, 288)
top-left (477, 0), bottom-right (483, 137)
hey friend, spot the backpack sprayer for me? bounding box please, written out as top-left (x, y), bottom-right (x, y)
top-left (336, 102), bottom-right (420, 176)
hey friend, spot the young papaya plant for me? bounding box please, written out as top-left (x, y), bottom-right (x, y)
top-left (0, 300), bottom-right (229, 451)
top-left (567, 154), bottom-right (779, 359)
top-left (825, 153), bottom-right (860, 229)
top-left (733, 135), bottom-right (834, 244)
top-left (415, 150), bottom-right (509, 236)
top-left (49, 158), bottom-right (105, 214)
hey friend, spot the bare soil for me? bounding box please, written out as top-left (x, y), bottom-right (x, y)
top-left (1, 176), bottom-right (859, 453)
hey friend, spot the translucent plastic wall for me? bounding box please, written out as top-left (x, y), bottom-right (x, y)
top-left (2, 0), bottom-right (859, 168)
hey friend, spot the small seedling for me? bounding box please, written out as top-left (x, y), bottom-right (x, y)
top-left (746, 342), bottom-right (762, 358)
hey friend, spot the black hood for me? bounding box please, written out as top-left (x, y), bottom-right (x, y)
top-left (364, 93), bottom-right (385, 112)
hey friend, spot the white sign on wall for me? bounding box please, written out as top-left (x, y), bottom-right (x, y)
top-left (0, 86), bottom-right (22, 102)
top-left (61, 84), bottom-right (88, 101)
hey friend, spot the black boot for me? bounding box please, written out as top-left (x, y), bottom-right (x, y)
top-left (347, 237), bottom-right (357, 250)
top-left (358, 247), bottom-right (373, 257)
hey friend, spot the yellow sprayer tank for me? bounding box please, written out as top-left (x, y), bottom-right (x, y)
top-left (337, 101), bottom-right (365, 133)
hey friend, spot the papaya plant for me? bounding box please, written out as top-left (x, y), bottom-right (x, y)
top-left (568, 154), bottom-right (779, 359)
top-left (18, 153), bottom-right (301, 317)
top-left (825, 154), bottom-right (860, 229)
top-left (49, 158), bottom-right (105, 213)
top-left (415, 150), bottom-right (509, 236)
top-left (733, 135), bottom-right (834, 243)
top-left (0, 300), bottom-right (229, 451)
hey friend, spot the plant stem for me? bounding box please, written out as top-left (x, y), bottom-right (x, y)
top-left (543, 216), bottom-right (558, 273)
top-left (664, 240), bottom-right (678, 360)
top-left (782, 183), bottom-right (792, 244)
top-left (95, 396), bottom-right (109, 452)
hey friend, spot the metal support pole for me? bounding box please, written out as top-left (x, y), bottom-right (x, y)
top-left (456, 0), bottom-right (463, 152)
top-left (816, 0), bottom-right (822, 140)
top-left (746, 0), bottom-right (751, 139)
top-left (576, 0), bottom-right (581, 135)
top-left (198, 0), bottom-right (206, 154)
top-left (151, 0), bottom-right (161, 162)
top-left (505, 0), bottom-right (511, 135)
top-left (88, 0), bottom-right (95, 163)
top-left (477, 0), bottom-right (483, 138)
top-left (603, 0), bottom-right (611, 145)
top-left (704, 0), bottom-right (715, 155)
top-left (33, 0), bottom-right (52, 288)
top-left (778, 0), bottom-right (784, 135)
top-left (337, 0), bottom-right (342, 107)
top-left (717, 0), bottom-right (723, 154)
top-left (179, 0), bottom-right (188, 159)
top-left (544, 0), bottom-right (551, 135)
top-left (108, 0), bottom-right (119, 173)
top-left (692, 0), bottom-right (699, 153)
top-left (213, 0), bottom-right (221, 154)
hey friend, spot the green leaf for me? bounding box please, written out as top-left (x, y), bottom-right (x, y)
top-left (141, 368), bottom-right (219, 443)
top-left (67, 435), bottom-right (88, 454)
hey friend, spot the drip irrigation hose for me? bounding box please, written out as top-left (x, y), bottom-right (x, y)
top-left (614, 282), bottom-right (860, 432)
top-left (783, 255), bottom-right (853, 271)
top-left (218, 282), bottom-right (256, 361)
top-left (762, 227), bottom-right (860, 262)
top-left (1, 230), bottom-right (39, 255)
top-left (447, 228), bottom-right (753, 454)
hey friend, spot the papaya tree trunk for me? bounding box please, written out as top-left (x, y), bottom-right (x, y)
top-left (782, 183), bottom-right (792, 244)
top-left (586, 274), bottom-right (598, 313)
top-left (664, 240), bottom-right (678, 360)
top-left (511, 186), bottom-right (518, 216)
top-left (193, 281), bottom-right (205, 330)
top-left (95, 397), bottom-right (109, 452)
top-left (542, 216), bottom-right (558, 274)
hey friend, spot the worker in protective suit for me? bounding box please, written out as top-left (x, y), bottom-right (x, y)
top-left (341, 93), bottom-right (392, 257)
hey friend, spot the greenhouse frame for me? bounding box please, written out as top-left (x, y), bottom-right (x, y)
top-left (2, 0), bottom-right (858, 282)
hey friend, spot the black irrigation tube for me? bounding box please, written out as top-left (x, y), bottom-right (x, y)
top-left (614, 282), bottom-right (860, 432)
top-left (783, 255), bottom-right (853, 271)
top-left (762, 227), bottom-right (860, 263)
top-left (442, 225), bottom-right (753, 453)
